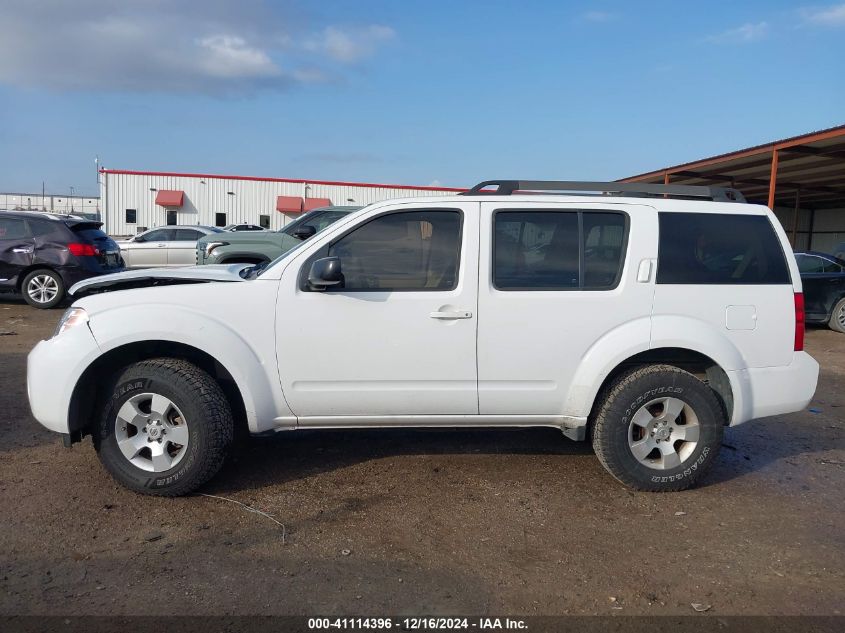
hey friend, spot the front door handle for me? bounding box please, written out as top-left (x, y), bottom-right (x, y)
top-left (12, 247), bottom-right (33, 253)
top-left (430, 310), bottom-right (473, 320)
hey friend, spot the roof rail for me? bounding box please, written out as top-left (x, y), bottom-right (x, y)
top-left (462, 180), bottom-right (746, 203)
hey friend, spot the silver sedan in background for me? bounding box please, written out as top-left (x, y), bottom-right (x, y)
top-left (118, 225), bottom-right (224, 268)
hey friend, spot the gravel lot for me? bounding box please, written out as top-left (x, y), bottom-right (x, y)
top-left (1, 300), bottom-right (843, 616)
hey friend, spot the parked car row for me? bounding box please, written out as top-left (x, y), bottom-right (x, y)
top-left (0, 208), bottom-right (353, 307)
top-left (4, 207), bottom-right (845, 339)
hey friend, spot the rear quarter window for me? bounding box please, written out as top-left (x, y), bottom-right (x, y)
top-left (657, 212), bottom-right (790, 285)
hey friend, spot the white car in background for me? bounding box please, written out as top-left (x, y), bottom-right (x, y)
top-left (223, 223), bottom-right (267, 232)
top-left (118, 225), bottom-right (224, 268)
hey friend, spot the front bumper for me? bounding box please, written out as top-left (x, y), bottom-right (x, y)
top-left (27, 321), bottom-right (102, 434)
top-left (729, 351), bottom-right (820, 425)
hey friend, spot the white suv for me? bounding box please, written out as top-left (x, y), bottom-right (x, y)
top-left (27, 180), bottom-right (819, 495)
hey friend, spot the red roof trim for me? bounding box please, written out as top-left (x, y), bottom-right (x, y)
top-left (101, 168), bottom-right (466, 193)
top-left (155, 189), bottom-right (184, 207)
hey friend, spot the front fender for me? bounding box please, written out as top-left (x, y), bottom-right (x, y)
top-left (86, 304), bottom-right (290, 432)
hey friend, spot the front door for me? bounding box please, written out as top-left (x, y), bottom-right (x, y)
top-left (0, 217), bottom-right (34, 284)
top-left (275, 202), bottom-right (480, 419)
top-left (126, 228), bottom-right (172, 268)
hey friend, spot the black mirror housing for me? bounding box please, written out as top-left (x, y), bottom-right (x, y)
top-left (308, 256), bottom-right (343, 289)
top-left (292, 225), bottom-right (317, 240)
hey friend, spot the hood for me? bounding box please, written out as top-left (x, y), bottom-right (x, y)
top-left (69, 264), bottom-right (252, 296)
top-left (197, 230), bottom-right (285, 245)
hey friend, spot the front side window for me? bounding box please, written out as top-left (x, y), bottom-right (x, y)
top-left (143, 229), bottom-right (172, 242)
top-left (797, 255), bottom-right (825, 274)
top-left (493, 210), bottom-right (627, 290)
top-left (327, 210), bottom-right (462, 291)
top-left (657, 213), bottom-right (790, 285)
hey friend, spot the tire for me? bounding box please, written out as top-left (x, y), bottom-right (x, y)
top-left (828, 297), bottom-right (845, 334)
top-left (95, 358), bottom-right (234, 496)
top-left (21, 269), bottom-right (65, 309)
top-left (592, 364), bottom-right (724, 492)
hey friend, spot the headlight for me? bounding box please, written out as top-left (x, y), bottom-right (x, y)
top-left (205, 241), bottom-right (228, 257)
top-left (53, 307), bottom-right (89, 338)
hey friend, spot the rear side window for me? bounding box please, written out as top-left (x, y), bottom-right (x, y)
top-left (657, 213), bottom-right (789, 285)
top-left (0, 218), bottom-right (29, 239)
top-left (175, 229), bottom-right (201, 241)
top-left (493, 210), bottom-right (627, 290)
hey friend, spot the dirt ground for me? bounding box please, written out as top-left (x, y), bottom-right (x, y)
top-left (0, 299), bottom-right (843, 617)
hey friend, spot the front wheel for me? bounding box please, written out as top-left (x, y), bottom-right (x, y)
top-left (592, 364), bottom-right (724, 492)
top-left (22, 269), bottom-right (65, 309)
top-left (95, 358), bottom-right (234, 496)
top-left (828, 297), bottom-right (845, 334)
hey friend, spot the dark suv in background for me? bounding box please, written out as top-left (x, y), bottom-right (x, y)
top-left (0, 211), bottom-right (124, 308)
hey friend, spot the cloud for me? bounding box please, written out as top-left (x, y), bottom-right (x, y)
top-left (305, 25), bottom-right (396, 63)
top-left (0, 0), bottom-right (396, 95)
top-left (581, 11), bottom-right (619, 23)
top-left (705, 21), bottom-right (770, 43)
top-left (800, 3), bottom-right (845, 26)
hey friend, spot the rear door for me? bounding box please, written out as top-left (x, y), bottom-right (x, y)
top-left (0, 217), bottom-right (34, 284)
top-left (169, 229), bottom-right (204, 266)
top-left (477, 201), bottom-right (657, 415)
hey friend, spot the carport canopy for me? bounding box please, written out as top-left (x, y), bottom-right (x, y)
top-left (620, 124), bottom-right (845, 246)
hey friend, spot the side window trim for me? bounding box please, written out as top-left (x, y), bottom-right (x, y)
top-left (298, 208), bottom-right (465, 292)
top-left (491, 208), bottom-right (630, 292)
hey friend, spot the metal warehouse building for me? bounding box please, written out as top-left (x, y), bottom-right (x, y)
top-left (99, 169), bottom-right (463, 237)
top-left (622, 124), bottom-right (845, 253)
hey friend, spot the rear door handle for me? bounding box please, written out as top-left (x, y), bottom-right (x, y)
top-left (12, 247), bottom-right (33, 254)
top-left (429, 310), bottom-right (473, 320)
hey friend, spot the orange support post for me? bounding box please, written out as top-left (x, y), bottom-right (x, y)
top-left (767, 149), bottom-right (779, 209)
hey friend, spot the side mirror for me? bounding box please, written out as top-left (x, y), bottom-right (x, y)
top-left (308, 256), bottom-right (343, 289)
top-left (292, 225), bottom-right (317, 241)
top-left (133, 235), bottom-right (145, 243)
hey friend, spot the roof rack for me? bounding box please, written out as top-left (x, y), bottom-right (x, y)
top-left (461, 180), bottom-right (746, 203)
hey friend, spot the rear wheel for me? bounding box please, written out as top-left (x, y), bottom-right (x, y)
top-left (829, 297), bottom-right (845, 334)
top-left (22, 269), bottom-right (64, 309)
top-left (95, 358), bottom-right (234, 496)
top-left (592, 364), bottom-right (724, 492)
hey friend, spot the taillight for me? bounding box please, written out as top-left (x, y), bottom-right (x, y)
top-left (67, 243), bottom-right (99, 257)
top-left (794, 292), bottom-right (805, 352)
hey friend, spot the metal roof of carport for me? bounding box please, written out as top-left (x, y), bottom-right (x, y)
top-left (619, 124), bottom-right (845, 211)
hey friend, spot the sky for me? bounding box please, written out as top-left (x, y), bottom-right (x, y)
top-left (0, 0), bottom-right (843, 196)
